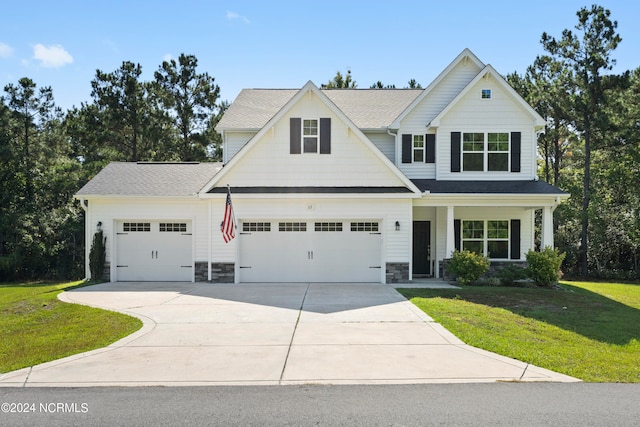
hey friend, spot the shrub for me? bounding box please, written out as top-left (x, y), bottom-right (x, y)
top-left (447, 250), bottom-right (490, 285)
top-left (496, 264), bottom-right (529, 286)
top-left (89, 230), bottom-right (106, 281)
top-left (526, 247), bottom-right (566, 287)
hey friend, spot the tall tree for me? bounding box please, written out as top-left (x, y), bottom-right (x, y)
top-left (153, 54), bottom-right (220, 161)
top-left (322, 69), bottom-right (356, 88)
top-left (90, 61), bottom-right (159, 161)
top-left (3, 78), bottom-right (57, 199)
top-left (541, 5), bottom-right (622, 275)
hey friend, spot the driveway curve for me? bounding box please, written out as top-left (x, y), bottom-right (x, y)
top-left (0, 282), bottom-right (578, 386)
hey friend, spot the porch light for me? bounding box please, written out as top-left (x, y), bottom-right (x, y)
top-left (395, 221), bottom-right (400, 231)
top-left (96, 221), bottom-right (102, 232)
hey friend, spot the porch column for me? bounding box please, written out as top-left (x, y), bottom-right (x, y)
top-left (445, 205), bottom-right (455, 258)
top-left (541, 206), bottom-right (554, 249)
top-left (207, 199), bottom-right (212, 281)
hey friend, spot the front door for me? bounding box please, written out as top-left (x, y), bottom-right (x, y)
top-left (412, 221), bottom-right (431, 275)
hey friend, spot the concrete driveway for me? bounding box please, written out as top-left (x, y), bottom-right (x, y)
top-left (0, 282), bottom-right (578, 386)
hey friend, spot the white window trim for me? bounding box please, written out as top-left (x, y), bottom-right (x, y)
top-left (461, 132), bottom-right (511, 172)
top-left (413, 134), bottom-right (425, 163)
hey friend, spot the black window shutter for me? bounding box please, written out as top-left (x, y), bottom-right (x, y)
top-left (426, 134), bottom-right (435, 163)
top-left (290, 118), bottom-right (301, 154)
top-left (319, 118), bottom-right (331, 154)
top-left (401, 134), bottom-right (412, 163)
top-left (510, 219), bottom-right (521, 259)
top-left (451, 132), bottom-right (461, 172)
top-left (454, 219), bottom-right (461, 252)
top-left (511, 132), bottom-right (521, 172)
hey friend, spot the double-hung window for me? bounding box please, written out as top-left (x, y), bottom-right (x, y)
top-left (303, 119), bottom-right (319, 153)
top-left (462, 133), bottom-right (484, 171)
top-left (462, 220), bottom-right (510, 259)
top-left (488, 133), bottom-right (509, 171)
top-left (461, 132), bottom-right (510, 172)
top-left (413, 135), bottom-right (424, 162)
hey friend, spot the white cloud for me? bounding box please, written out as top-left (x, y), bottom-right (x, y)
top-left (0, 42), bottom-right (13, 58)
top-left (32, 43), bottom-right (73, 68)
top-left (226, 10), bottom-right (250, 24)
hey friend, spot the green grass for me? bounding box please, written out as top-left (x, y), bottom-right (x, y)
top-left (0, 281), bottom-right (142, 373)
top-left (398, 281), bottom-right (640, 382)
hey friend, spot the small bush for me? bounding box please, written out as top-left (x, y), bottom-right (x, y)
top-left (447, 250), bottom-right (490, 285)
top-left (496, 264), bottom-right (529, 286)
top-left (526, 247), bottom-right (566, 287)
top-left (89, 230), bottom-right (106, 281)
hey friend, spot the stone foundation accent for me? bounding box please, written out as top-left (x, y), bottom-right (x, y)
top-left (194, 262), bottom-right (235, 283)
top-left (386, 262), bottom-right (409, 283)
top-left (102, 262), bottom-right (110, 282)
top-left (441, 259), bottom-right (528, 282)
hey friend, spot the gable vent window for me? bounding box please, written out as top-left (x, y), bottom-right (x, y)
top-left (123, 222), bottom-right (150, 232)
top-left (159, 223), bottom-right (187, 232)
top-left (279, 222), bottom-right (307, 232)
top-left (350, 222), bottom-right (379, 232)
top-left (481, 89), bottom-right (492, 99)
top-left (243, 222), bottom-right (271, 232)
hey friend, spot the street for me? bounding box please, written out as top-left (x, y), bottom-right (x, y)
top-left (1, 383), bottom-right (638, 426)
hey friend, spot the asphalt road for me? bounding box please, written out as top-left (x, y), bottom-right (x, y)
top-left (1, 383), bottom-right (638, 426)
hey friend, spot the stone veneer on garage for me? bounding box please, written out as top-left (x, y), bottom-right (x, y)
top-left (386, 262), bottom-right (409, 283)
top-left (195, 262), bottom-right (235, 283)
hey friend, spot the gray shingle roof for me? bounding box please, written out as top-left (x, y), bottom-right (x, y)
top-left (76, 162), bottom-right (222, 197)
top-left (216, 88), bottom-right (423, 131)
top-left (411, 179), bottom-right (568, 195)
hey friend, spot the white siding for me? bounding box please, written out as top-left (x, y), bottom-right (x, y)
top-left (436, 75), bottom-right (537, 180)
top-left (434, 206), bottom-right (533, 262)
top-left (224, 131), bottom-right (256, 163)
top-left (365, 131), bottom-right (395, 162)
top-left (220, 92), bottom-right (407, 188)
top-left (397, 59), bottom-right (482, 179)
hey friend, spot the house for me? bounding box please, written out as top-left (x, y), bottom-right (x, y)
top-left (75, 49), bottom-right (568, 284)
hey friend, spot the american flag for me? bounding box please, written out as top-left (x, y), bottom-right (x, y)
top-left (221, 186), bottom-right (236, 243)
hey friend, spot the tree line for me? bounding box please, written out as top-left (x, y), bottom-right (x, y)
top-left (1, 4), bottom-right (639, 281)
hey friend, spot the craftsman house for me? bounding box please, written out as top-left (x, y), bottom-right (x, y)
top-left (75, 49), bottom-right (568, 283)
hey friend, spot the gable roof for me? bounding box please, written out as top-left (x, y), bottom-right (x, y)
top-left (203, 80), bottom-right (421, 195)
top-left (216, 88), bottom-right (422, 131)
top-left (75, 162), bottom-right (222, 198)
top-left (389, 48), bottom-right (485, 129)
top-left (428, 64), bottom-right (546, 128)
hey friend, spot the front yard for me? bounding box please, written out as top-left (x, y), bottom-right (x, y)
top-left (398, 281), bottom-right (640, 382)
top-left (0, 281), bottom-right (142, 373)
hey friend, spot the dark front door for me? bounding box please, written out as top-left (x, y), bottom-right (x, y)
top-left (413, 221), bottom-right (431, 275)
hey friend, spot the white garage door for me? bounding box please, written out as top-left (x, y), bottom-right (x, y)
top-left (116, 221), bottom-right (193, 281)
top-left (238, 220), bottom-right (382, 282)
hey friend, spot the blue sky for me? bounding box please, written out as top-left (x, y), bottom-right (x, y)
top-left (1, 1), bottom-right (638, 111)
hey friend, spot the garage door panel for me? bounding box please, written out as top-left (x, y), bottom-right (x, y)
top-left (116, 221), bottom-right (192, 282)
top-left (239, 220), bottom-right (382, 283)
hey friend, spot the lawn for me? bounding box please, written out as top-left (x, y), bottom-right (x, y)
top-left (398, 281), bottom-right (640, 382)
top-left (0, 281), bottom-right (142, 373)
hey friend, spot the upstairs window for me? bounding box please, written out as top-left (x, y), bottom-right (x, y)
top-left (488, 133), bottom-right (509, 171)
top-left (303, 119), bottom-right (318, 153)
top-left (413, 135), bottom-right (424, 162)
top-left (481, 89), bottom-right (492, 99)
top-left (462, 133), bottom-right (484, 171)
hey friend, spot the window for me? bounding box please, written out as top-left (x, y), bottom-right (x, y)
top-left (315, 222), bottom-right (343, 232)
top-left (303, 119), bottom-right (318, 153)
top-left (462, 133), bottom-right (484, 171)
top-left (279, 222), bottom-right (307, 232)
top-left (123, 222), bottom-right (150, 232)
top-left (242, 222), bottom-right (271, 232)
top-left (350, 222), bottom-right (379, 232)
top-left (159, 223), bottom-right (187, 232)
top-left (481, 89), bottom-right (492, 99)
top-left (413, 135), bottom-right (424, 162)
top-left (462, 220), bottom-right (509, 259)
top-left (461, 132), bottom-right (510, 172)
top-left (488, 133), bottom-right (509, 171)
